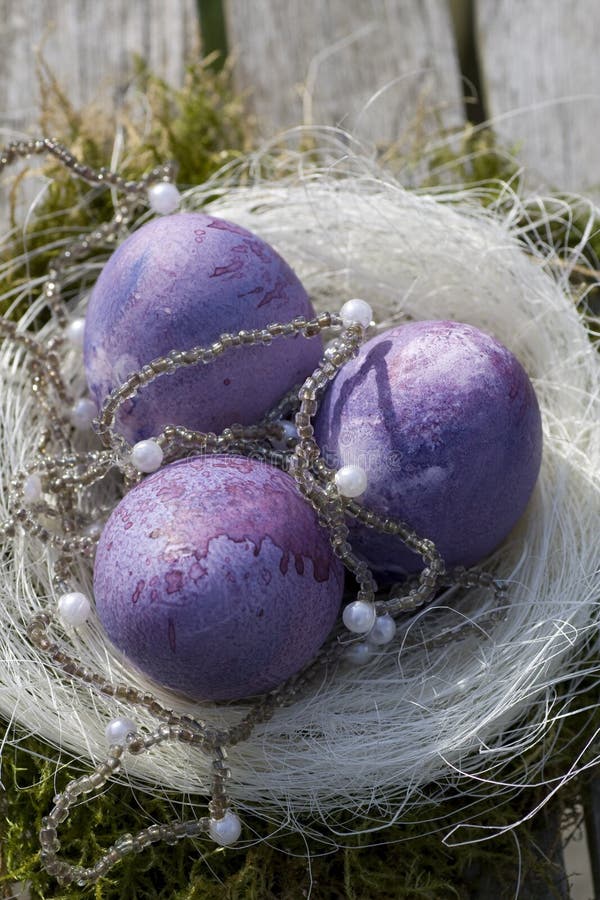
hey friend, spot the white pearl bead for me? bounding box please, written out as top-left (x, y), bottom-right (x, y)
top-left (272, 420), bottom-right (298, 449)
top-left (130, 439), bottom-right (164, 473)
top-left (209, 809), bottom-right (242, 846)
top-left (334, 464), bottom-right (367, 498)
top-left (23, 473), bottom-right (42, 504)
top-left (340, 298), bottom-right (373, 328)
top-left (342, 600), bottom-right (376, 634)
top-left (65, 317), bottom-right (86, 348)
top-left (69, 397), bottom-right (97, 430)
top-left (344, 642), bottom-right (372, 666)
top-left (148, 182), bottom-right (181, 215)
top-left (368, 613), bottom-right (397, 645)
top-left (105, 717), bottom-right (137, 746)
top-left (83, 520), bottom-right (104, 540)
top-left (57, 591), bottom-right (91, 627)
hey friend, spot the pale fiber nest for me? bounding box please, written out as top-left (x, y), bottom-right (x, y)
top-left (1, 141), bottom-right (599, 840)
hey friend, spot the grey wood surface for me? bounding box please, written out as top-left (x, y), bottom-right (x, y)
top-left (224, 0), bottom-right (466, 146)
top-left (466, 804), bottom-right (569, 900)
top-left (2, 0), bottom-right (600, 196)
top-left (0, 0), bottom-right (198, 135)
top-left (476, 0), bottom-right (600, 193)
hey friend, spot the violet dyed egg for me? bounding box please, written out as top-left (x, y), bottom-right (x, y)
top-left (93, 455), bottom-right (344, 701)
top-left (314, 321), bottom-right (543, 578)
top-left (84, 213), bottom-right (322, 442)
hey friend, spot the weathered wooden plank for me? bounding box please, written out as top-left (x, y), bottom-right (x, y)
top-left (224, 0), bottom-right (465, 144)
top-left (465, 804), bottom-right (569, 900)
top-left (0, 0), bottom-right (199, 133)
top-left (582, 777), bottom-right (600, 898)
top-left (476, 0), bottom-right (600, 193)
top-left (0, 0), bottom-right (199, 222)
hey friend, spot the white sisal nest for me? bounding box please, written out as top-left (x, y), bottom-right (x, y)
top-left (1, 140), bottom-right (599, 841)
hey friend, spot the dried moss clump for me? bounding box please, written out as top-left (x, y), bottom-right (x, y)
top-left (0, 54), bottom-right (251, 318)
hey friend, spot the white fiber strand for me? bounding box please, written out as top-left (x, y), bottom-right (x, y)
top-left (0, 145), bottom-right (599, 840)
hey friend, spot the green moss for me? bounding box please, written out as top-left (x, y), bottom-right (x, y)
top-left (420, 123), bottom-right (523, 191)
top-left (35, 51), bottom-right (250, 203)
top-left (414, 123), bottom-right (600, 326)
top-left (0, 679), bottom-right (594, 899)
top-left (0, 54), bottom-right (250, 318)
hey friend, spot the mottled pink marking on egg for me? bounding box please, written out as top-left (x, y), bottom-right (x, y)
top-left (94, 456), bottom-right (344, 701)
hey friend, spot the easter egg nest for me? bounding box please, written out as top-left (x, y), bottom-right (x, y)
top-left (0, 135), bottom-right (599, 882)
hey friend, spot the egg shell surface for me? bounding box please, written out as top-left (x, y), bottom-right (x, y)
top-left (93, 455), bottom-right (344, 701)
top-left (314, 320), bottom-right (543, 578)
top-left (84, 213), bottom-right (322, 441)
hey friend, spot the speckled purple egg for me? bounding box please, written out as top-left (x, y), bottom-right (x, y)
top-left (314, 320), bottom-right (543, 579)
top-left (93, 455), bottom-right (344, 701)
top-left (84, 213), bottom-right (322, 442)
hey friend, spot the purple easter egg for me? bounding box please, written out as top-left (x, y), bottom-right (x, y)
top-left (93, 455), bottom-right (344, 701)
top-left (314, 321), bottom-right (543, 578)
top-left (84, 213), bottom-right (322, 442)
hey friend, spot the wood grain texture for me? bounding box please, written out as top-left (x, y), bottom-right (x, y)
top-left (0, 0), bottom-right (199, 134)
top-left (224, 0), bottom-right (465, 145)
top-left (476, 0), bottom-right (600, 193)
